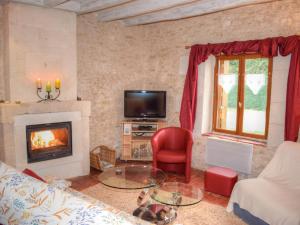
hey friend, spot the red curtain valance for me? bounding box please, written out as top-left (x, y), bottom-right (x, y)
top-left (180, 35), bottom-right (300, 141)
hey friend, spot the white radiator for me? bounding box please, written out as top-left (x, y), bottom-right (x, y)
top-left (205, 137), bottom-right (253, 174)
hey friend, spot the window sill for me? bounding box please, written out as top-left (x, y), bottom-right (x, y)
top-left (202, 132), bottom-right (267, 147)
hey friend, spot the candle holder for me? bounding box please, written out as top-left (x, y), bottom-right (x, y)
top-left (37, 88), bottom-right (61, 102)
top-left (36, 79), bottom-right (61, 102)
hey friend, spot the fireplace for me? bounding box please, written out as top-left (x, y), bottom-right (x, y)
top-left (26, 122), bottom-right (72, 163)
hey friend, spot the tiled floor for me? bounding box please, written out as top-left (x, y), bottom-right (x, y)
top-left (69, 162), bottom-right (229, 208)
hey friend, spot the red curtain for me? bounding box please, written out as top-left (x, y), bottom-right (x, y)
top-left (180, 35), bottom-right (300, 141)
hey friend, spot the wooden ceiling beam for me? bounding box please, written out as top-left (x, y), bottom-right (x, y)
top-left (79, 0), bottom-right (133, 14)
top-left (43, 0), bottom-right (68, 7)
top-left (54, 1), bottom-right (81, 12)
top-left (97, 0), bottom-right (197, 22)
top-left (122, 0), bottom-right (276, 26)
top-left (11, 0), bottom-right (44, 6)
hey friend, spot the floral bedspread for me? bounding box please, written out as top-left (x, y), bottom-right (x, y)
top-left (0, 162), bottom-right (150, 225)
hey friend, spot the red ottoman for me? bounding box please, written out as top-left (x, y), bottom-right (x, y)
top-left (204, 166), bottom-right (238, 197)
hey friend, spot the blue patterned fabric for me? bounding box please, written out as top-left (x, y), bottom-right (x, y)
top-left (0, 162), bottom-right (150, 225)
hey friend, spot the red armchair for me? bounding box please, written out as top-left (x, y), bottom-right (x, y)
top-left (151, 127), bottom-right (193, 183)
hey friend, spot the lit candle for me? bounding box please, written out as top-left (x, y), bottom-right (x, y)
top-left (36, 78), bottom-right (42, 89)
top-left (46, 81), bottom-right (52, 92)
top-left (55, 78), bottom-right (61, 89)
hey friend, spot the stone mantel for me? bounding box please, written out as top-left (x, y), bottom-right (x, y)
top-left (0, 100), bottom-right (91, 178)
top-left (0, 100), bottom-right (91, 123)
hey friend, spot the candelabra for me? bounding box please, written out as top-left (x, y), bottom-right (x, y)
top-left (36, 79), bottom-right (61, 102)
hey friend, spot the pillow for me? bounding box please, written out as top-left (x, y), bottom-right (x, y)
top-left (22, 168), bottom-right (46, 183)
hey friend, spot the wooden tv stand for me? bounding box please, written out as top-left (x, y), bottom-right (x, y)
top-left (121, 120), bottom-right (166, 161)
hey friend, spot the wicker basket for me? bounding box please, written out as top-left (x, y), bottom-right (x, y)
top-left (90, 145), bottom-right (116, 171)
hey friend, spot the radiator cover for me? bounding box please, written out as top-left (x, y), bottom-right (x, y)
top-left (205, 137), bottom-right (253, 174)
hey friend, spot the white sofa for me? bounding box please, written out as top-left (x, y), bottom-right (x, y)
top-left (0, 162), bottom-right (150, 225)
top-left (227, 141), bottom-right (300, 225)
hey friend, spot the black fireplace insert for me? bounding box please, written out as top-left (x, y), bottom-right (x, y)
top-left (26, 122), bottom-right (72, 163)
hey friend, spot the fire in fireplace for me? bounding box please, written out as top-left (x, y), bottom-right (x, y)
top-left (26, 122), bottom-right (72, 163)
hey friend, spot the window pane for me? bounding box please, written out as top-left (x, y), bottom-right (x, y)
top-left (216, 59), bottom-right (239, 131)
top-left (242, 58), bottom-right (269, 135)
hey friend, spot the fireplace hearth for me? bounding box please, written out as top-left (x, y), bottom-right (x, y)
top-left (26, 122), bottom-right (72, 163)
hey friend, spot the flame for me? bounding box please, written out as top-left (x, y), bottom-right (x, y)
top-left (31, 130), bottom-right (64, 150)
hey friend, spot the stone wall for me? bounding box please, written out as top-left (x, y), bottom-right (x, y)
top-left (77, 0), bottom-right (300, 175)
top-left (77, 14), bottom-right (151, 155)
top-left (2, 2), bottom-right (77, 102)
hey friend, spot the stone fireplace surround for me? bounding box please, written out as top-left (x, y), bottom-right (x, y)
top-left (0, 100), bottom-right (91, 178)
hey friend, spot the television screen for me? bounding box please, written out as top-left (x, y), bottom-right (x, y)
top-left (124, 90), bottom-right (166, 118)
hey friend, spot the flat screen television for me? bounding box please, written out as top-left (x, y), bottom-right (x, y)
top-left (124, 90), bottom-right (166, 118)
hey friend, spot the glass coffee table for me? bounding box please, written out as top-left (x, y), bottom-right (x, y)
top-left (98, 164), bottom-right (166, 189)
top-left (133, 182), bottom-right (203, 224)
top-left (150, 182), bottom-right (203, 206)
top-left (99, 166), bottom-right (203, 224)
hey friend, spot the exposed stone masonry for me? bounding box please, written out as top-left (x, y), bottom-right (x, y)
top-left (74, 0), bottom-right (300, 176)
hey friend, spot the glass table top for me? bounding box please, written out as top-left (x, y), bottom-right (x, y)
top-left (150, 182), bottom-right (203, 206)
top-left (98, 164), bottom-right (166, 189)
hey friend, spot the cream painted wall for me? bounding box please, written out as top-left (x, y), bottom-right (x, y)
top-left (2, 3), bottom-right (77, 102)
top-left (77, 0), bottom-right (300, 176)
top-left (0, 5), bottom-right (4, 100)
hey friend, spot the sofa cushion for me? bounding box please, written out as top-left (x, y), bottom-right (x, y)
top-left (228, 178), bottom-right (300, 225)
top-left (0, 162), bottom-right (150, 225)
top-left (259, 141), bottom-right (300, 191)
top-left (157, 149), bottom-right (186, 163)
top-left (230, 178), bottom-right (300, 225)
top-left (227, 141), bottom-right (300, 225)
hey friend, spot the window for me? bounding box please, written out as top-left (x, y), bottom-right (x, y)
top-left (212, 54), bottom-right (272, 139)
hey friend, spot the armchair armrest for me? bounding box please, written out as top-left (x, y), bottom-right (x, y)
top-left (185, 132), bottom-right (193, 163)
